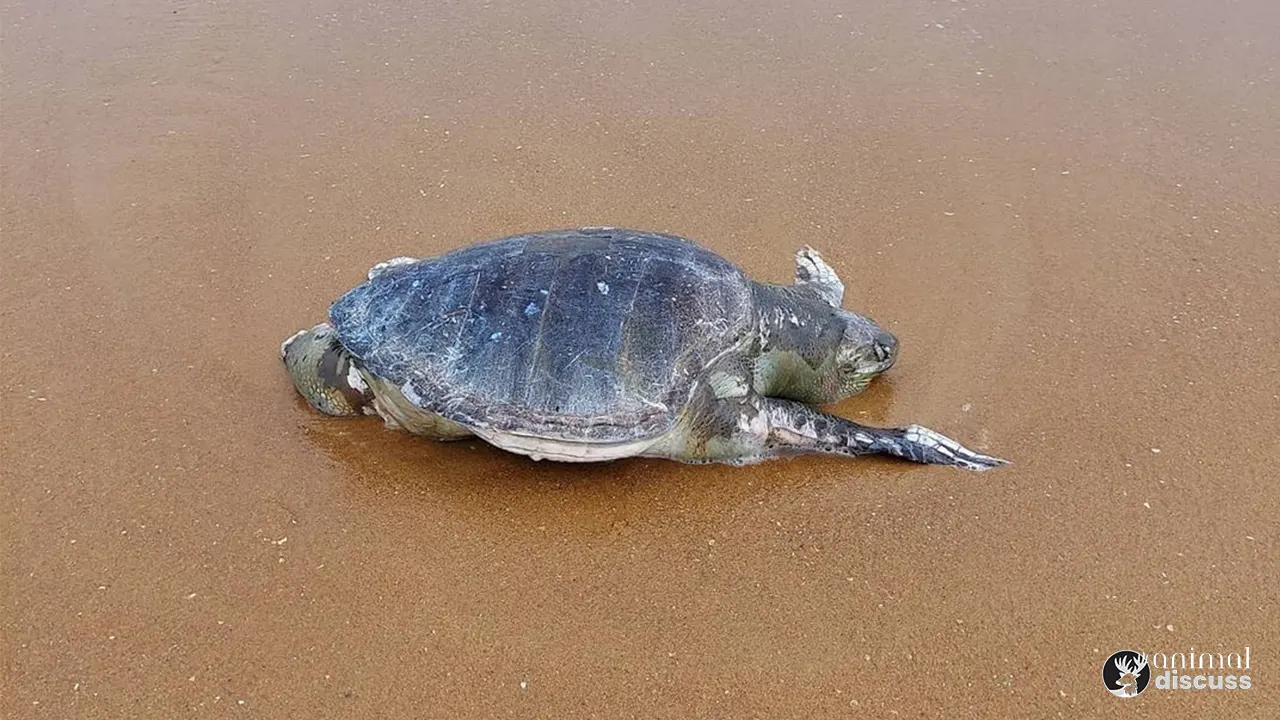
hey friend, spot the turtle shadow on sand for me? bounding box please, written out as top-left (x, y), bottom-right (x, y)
top-left (293, 371), bottom-right (919, 536)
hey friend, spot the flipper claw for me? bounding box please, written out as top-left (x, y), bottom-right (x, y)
top-left (901, 424), bottom-right (1008, 471)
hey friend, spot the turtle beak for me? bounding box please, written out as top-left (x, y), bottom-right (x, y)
top-left (871, 330), bottom-right (898, 371)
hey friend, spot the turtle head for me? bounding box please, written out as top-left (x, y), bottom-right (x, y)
top-left (833, 310), bottom-right (898, 395)
top-left (280, 323), bottom-right (373, 417)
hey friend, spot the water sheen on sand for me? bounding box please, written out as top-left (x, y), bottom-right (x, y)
top-left (3, 0), bottom-right (1277, 716)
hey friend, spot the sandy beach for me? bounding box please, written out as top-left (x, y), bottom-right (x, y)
top-left (3, 0), bottom-right (1277, 716)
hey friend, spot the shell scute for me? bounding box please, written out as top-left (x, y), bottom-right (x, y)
top-left (330, 229), bottom-right (754, 442)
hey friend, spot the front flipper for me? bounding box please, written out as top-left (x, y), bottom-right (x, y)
top-left (793, 246), bottom-right (845, 308)
top-left (761, 398), bottom-right (1007, 471)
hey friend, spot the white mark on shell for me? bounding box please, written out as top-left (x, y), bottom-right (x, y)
top-left (524, 302), bottom-right (539, 316)
top-left (489, 331), bottom-right (503, 340)
top-left (368, 256), bottom-right (417, 280)
top-left (596, 281), bottom-right (610, 295)
top-left (400, 381), bottom-right (424, 405)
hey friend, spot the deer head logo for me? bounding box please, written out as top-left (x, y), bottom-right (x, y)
top-left (1104, 651), bottom-right (1150, 697)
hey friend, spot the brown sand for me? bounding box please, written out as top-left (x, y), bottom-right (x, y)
top-left (3, 0), bottom-right (1278, 717)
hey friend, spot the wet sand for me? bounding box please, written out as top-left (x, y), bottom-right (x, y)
top-left (3, 0), bottom-right (1278, 716)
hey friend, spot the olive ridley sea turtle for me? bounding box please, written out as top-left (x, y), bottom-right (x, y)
top-left (282, 228), bottom-right (1006, 470)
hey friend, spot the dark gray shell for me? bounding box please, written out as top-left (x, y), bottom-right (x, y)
top-left (330, 228), bottom-right (754, 443)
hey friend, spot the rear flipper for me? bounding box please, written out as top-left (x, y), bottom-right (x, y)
top-left (760, 397), bottom-right (1007, 471)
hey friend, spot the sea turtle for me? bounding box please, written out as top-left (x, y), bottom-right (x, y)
top-left (282, 228), bottom-right (1005, 470)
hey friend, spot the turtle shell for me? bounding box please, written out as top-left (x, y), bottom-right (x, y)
top-left (329, 228), bottom-right (754, 443)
